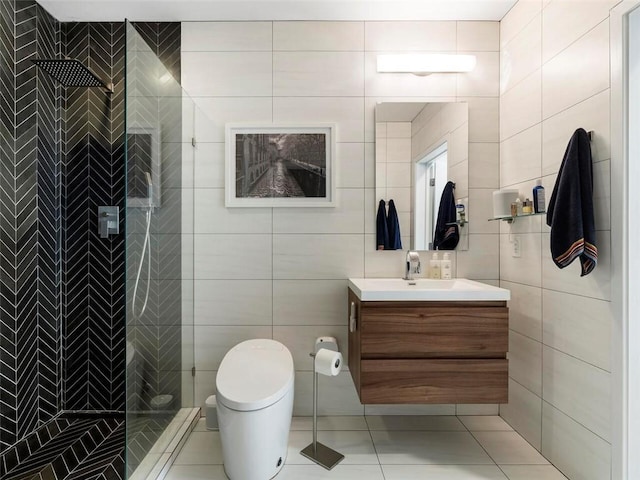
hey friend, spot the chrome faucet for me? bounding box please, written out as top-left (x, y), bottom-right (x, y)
top-left (404, 250), bottom-right (421, 281)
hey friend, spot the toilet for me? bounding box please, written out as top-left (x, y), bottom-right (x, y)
top-left (216, 339), bottom-right (295, 480)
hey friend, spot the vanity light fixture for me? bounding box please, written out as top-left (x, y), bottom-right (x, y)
top-left (376, 53), bottom-right (477, 75)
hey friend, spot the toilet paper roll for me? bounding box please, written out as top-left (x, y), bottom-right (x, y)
top-left (315, 336), bottom-right (339, 353)
top-left (314, 348), bottom-right (343, 377)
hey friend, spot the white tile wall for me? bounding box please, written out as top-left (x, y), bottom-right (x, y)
top-left (500, 0), bottom-right (542, 48)
top-left (509, 331), bottom-right (543, 396)
top-left (500, 15), bottom-right (542, 95)
top-left (364, 21), bottom-right (457, 51)
top-left (273, 280), bottom-right (347, 326)
top-left (182, 19), bottom-right (501, 415)
top-left (500, 71), bottom-right (542, 140)
top-left (541, 0), bottom-right (618, 63)
top-left (194, 189), bottom-right (272, 234)
top-left (274, 52), bottom-right (365, 96)
top-left (194, 280), bottom-right (272, 325)
top-left (457, 22), bottom-right (500, 52)
top-left (502, 280), bottom-right (542, 342)
top-left (193, 142), bottom-right (224, 188)
top-left (273, 21), bottom-right (364, 51)
top-left (468, 143), bottom-right (499, 188)
top-left (542, 289), bottom-right (611, 371)
top-left (464, 97), bottom-right (500, 143)
top-left (499, 2), bottom-right (614, 478)
top-left (541, 20), bottom-right (610, 120)
top-left (181, 22), bottom-right (272, 51)
top-left (500, 124), bottom-right (542, 188)
top-left (541, 403), bottom-right (611, 480)
top-left (500, 379), bottom-right (542, 450)
top-left (542, 346), bottom-right (610, 442)
top-left (182, 52), bottom-right (272, 96)
top-left (193, 234), bottom-right (272, 279)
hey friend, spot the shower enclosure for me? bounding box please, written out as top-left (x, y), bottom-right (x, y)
top-left (0, 11), bottom-right (198, 478)
top-left (124, 21), bottom-right (197, 478)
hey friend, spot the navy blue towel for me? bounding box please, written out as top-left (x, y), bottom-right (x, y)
top-left (433, 181), bottom-right (459, 250)
top-left (387, 199), bottom-right (402, 250)
top-left (546, 128), bottom-right (597, 276)
top-left (376, 199), bottom-right (389, 250)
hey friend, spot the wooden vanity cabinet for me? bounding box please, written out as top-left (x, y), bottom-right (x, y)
top-left (347, 289), bottom-right (508, 404)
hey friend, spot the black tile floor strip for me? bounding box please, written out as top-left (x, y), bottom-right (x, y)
top-left (2, 416), bottom-right (125, 480)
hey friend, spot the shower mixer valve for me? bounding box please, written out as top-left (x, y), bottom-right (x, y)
top-left (98, 206), bottom-right (120, 238)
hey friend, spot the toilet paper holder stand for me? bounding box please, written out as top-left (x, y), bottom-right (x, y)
top-left (299, 341), bottom-right (345, 470)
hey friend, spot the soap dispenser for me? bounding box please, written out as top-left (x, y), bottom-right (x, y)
top-left (429, 252), bottom-right (441, 279)
top-left (441, 253), bottom-right (452, 279)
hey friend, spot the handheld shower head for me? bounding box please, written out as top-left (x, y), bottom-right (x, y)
top-left (144, 172), bottom-right (153, 208)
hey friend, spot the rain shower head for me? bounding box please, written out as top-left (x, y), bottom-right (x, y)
top-left (32, 58), bottom-right (114, 94)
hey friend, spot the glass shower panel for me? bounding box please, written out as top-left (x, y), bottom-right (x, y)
top-left (125, 21), bottom-right (195, 478)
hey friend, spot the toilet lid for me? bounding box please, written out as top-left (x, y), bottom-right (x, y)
top-left (216, 339), bottom-right (294, 412)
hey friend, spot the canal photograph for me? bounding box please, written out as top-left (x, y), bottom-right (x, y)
top-left (226, 125), bottom-right (336, 207)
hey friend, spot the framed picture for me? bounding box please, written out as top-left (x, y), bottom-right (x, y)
top-left (225, 124), bottom-right (337, 207)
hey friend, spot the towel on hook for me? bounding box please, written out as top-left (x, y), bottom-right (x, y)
top-left (433, 181), bottom-right (459, 250)
top-left (387, 199), bottom-right (402, 250)
top-left (546, 128), bottom-right (597, 276)
top-left (376, 199), bottom-right (389, 250)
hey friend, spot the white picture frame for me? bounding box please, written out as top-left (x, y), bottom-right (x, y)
top-left (225, 123), bottom-right (337, 207)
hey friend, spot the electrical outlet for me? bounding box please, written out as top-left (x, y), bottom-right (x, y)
top-left (512, 235), bottom-right (521, 258)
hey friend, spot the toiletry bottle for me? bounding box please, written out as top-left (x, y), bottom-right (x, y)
top-left (441, 253), bottom-right (452, 279)
top-left (533, 179), bottom-right (545, 213)
top-left (523, 198), bottom-right (533, 214)
top-left (515, 197), bottom-right (523, 216)
top-left (429, 252), bottom-right (441, 279)
top-left (455, 199), bottom-right (465, 225)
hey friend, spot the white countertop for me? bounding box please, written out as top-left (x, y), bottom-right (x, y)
top-left (348, 278), bottom-right (511, 302)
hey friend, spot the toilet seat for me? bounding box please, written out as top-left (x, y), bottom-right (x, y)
top-left (216, 339), bottom-right (294, 412)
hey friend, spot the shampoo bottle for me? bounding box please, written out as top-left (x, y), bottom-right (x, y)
top-left (441, 253), bottom-right (452, 280)
top-left (429, 252), bottom-right (441, 279)
top-left (533, 179), bottom-right (545, 213)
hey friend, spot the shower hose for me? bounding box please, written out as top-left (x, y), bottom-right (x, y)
top-left (132, 205), bottom-right (152, 320)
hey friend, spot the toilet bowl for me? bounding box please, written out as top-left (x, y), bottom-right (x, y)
top-left (216, 339), bottom-right (294, 480)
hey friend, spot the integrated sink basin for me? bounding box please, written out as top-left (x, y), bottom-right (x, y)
top-left (348, 278), bottom-right (510, 301)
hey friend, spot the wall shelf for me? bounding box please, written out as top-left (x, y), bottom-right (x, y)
top-left (488, 212), bottom-right (546, 224)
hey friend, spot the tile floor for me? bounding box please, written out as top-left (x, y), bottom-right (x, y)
top-left (164, 416), bottom-right (568, 480)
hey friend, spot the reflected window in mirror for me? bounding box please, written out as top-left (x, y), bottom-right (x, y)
top-left (415, 141), bottom-right (447, 250)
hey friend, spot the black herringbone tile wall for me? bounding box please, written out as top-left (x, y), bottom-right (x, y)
top-left (0, 0), bottom-right (62, 453)
top-left (1, 4), bottom-right (182, 465)
top-left (62, 21), bottom-right (128, 412)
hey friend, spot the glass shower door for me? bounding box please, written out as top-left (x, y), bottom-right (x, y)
top-left (124, 21), bottom-right (195, 478)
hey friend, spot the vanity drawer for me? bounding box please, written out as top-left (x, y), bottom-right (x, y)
top-left (359, 359), bottom-right (508, 404)
top-left (360, 305), bottom-right (508, 358)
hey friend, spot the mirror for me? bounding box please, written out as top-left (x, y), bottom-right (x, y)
top-left (375, 102), bottom-right (469, 251)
